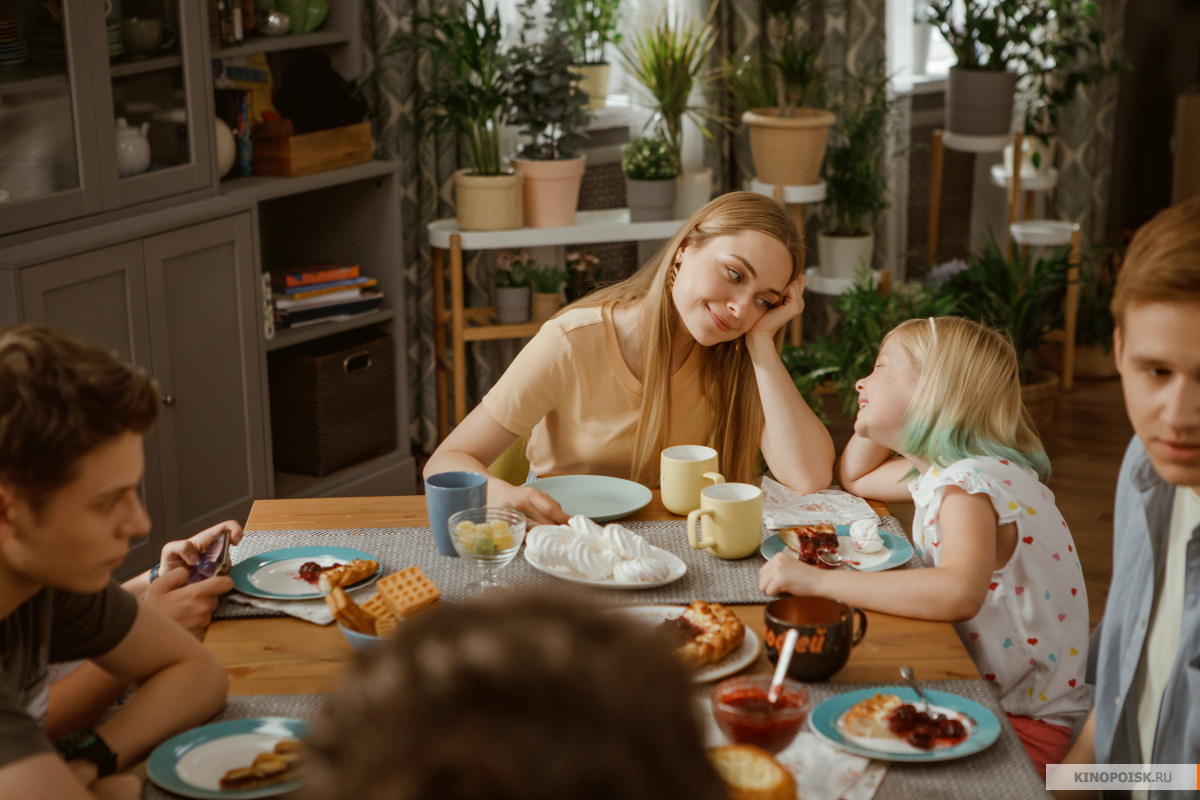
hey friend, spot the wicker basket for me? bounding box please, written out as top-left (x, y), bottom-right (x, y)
top-left (1021, 370), bottom-right (1061, 438)
top-left (268, 329), bottom-right (396, 476)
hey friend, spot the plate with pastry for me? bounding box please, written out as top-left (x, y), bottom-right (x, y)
top-left (760, 520), bottom-right (914, 572)
top-left (523, 515), bottom-right (686, 589)
top-left (616, 601), bottom-right (760, 682)
top-left (146, 717), bottom-right (307, 799)
top-left (523, 475), bottom-right (653, 522)
top-left (809, 687), bottom-right (1000, 762)
top-left (230, 546), bottom-right (381, 600)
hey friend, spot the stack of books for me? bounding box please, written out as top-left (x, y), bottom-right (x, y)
top-left (271, 263), bottom-right (384, 328)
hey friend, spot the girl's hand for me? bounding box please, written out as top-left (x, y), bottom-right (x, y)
top-left (747, 276), bottom-right (806, 342)
top-left (160, 521), bottom-right (244, 574)
top-left (488, 482), bottom-right (570, 526)
top-left (759, 552), bottom-right (826, 596)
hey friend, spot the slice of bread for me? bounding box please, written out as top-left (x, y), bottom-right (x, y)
top-left (708, 745), bottom-right (797, 800)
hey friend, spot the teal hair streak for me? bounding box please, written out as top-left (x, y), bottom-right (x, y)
top-left (901, 415), bottom-right (1051, 482)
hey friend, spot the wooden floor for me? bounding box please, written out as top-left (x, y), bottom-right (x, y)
top-left (828, 377), bottom-right (1129, 630)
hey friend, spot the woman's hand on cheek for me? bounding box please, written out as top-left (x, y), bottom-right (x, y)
top-left (759, 552), bottom-right (821, 596)
top-left (747, 276), bottom-right (805, 342)
top-left (489, 482), bottom-right (570, 526)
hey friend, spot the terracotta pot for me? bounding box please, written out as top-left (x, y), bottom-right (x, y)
top-left (493, 285), bottom-right (530, 325)
top-left (1021, 369), bottom-right (1061, 437)
top-left (531, 291), bottom-right (563, 323)
top-left (453, 169), bottom-right (523, 231)
top-left (817, 232), bottom-right (875, 280)
top-left (625, 177), bottom-right (676, 222)
top-left (571, 63), bottom-right (612, 110)
top-left (512, 156), bottom-right (587, 228)
top-left (742, 108), bottom-right (836, 187)
top-left (946, 67), bottom-right (1018, 137)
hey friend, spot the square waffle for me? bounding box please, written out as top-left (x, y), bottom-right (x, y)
top-left (377, 565), bottom-right (441, 619)
top-left (359, 593), bottom-right (397, 637)
top-left (324, 587), bottom-right (376, 635)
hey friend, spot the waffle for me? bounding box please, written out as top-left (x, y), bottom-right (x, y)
top-left (324, 587), bottom-right (376, 635)
top-left (359, 592), bottom-right (397, 637)
top-left (376, 565), bottom-right (441, 618)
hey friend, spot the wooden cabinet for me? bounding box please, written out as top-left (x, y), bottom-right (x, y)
top-left (3, 206), bottom-right (267, 571)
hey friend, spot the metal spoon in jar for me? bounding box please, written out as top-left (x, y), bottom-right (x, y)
top-left (818, 550), bottom-right (862, 570)
top-left (899, 665), bottom-right (946, 721)
top-left (767, 628), bottom-right (800, 704)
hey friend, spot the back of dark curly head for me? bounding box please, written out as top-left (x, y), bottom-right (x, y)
top-left (300, 590), bottom-right (727, 800)
top-left (0, 325), bottom-right (159, 511)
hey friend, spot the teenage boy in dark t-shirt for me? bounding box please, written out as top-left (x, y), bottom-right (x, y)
top-left (0, 325), bottom-right (228, 800)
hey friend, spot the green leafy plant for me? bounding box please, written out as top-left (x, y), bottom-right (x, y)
top-left (509, 0), bottom-right (592, 160)
top-left (935, 234), bottom-right (1071, 381)
top-left (920, 0), bottom-right (1053, 71)
top-left (363, 0), bottom-right (510, 175)
top-left (528, 263), bottom-right (568, 294)
top-left (494, 249), bottom-right (534, 288)
top-left (1019, 1), bottom-right (1128, 149)
top-left (620, 136), bottom-right (682, 180)
top-left (618, 8), bottom-right (717, 164)
top-left (822, 61), bottom-right (896, 236)
top-left (554, 0), bottom-right (623, 65)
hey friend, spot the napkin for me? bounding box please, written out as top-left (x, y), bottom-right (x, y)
top-left (226, 583), bottom-right (377, 625)
top-left (760, 478), bottom-right (880, 528)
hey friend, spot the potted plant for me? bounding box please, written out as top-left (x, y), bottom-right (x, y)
top-left (1010, 1), bottom-right (1127, 175)
top-left (922, 0), bottom-right (1052, 138)
top-left (554, 0), bottom-right (624, 110)
top-left (565, 249), bottom-right (603, 302)
top-left (366, 0), bottom-right (519, 231)
top-left (618, 8), bottom-right (717, 220)
top-left (737, 0), bottom-right (835, 186)
top-left (621, 135), bottom-right (681, 222)
top-left (493, 249), bottom-right (534, 325)
top-left (528, 261), bottom-right (568, 323)
top-left (509, 0), bottom-right (592, 228)
top-left (818, 62), bottom-right (895, 280)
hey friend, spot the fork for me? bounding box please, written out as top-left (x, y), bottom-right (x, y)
top-left (899, 666), bottom-right (946, 721)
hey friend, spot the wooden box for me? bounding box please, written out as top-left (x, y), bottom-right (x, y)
top-left (253, 121), bottom-right (373, 177)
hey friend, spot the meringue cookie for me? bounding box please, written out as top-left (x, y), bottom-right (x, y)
top-left (612, 556), bottom-right (671, 583)
top-left (602, 523), bottom-right (652, 560)
top-left (568, 536), bottom-right (619, 580)
top-left (849, 518), bottom-right (884, 554)
top-left (525, 526), bottom-right (576, 571)
top-left (567, 514), bottom-right (605, 540)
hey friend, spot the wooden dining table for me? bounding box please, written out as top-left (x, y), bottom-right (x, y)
top-left (206, 491), bottom-right (979, 695)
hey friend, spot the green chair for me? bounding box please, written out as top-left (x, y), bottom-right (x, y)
top-left (489, 436), bottom-right (530, 486)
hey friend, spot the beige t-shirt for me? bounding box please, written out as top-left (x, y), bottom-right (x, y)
top-left (482, 304), bottom-right (715, 481)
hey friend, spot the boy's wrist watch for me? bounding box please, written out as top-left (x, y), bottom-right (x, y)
top-left (56, 728), bottom-right (117, 777)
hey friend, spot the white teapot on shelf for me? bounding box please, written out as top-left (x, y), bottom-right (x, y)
top-left (115, 117), bottom-right (151, 177)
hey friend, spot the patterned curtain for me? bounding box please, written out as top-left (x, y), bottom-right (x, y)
top-left (362, 0), bottom-right (497, 454)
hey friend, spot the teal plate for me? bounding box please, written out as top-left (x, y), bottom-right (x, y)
top-left (146, 717), bottom-right (308, 799)
top-left (230, 545), bottom-right (380, 600)
top-left (759, 529), bottom-right (914, 571)
top-left (809, 687), bottom-right (1000, 762)
top-left (523, 475), bottom-right (653, 523)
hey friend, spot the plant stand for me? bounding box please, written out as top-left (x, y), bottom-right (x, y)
top-left (1009, 221), bottom-right (1083, 392)
top-left (747, 178), bottom-right (827, 347)
top-left (926, 129), bottom-right (1011, 267)
top-left (429, 210), bottom-right (684, 440)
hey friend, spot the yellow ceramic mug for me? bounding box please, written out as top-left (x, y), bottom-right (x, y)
top-left (660, 445), bottom-right (723, 515)
top-left (687, 482), bottom-right (763, 559)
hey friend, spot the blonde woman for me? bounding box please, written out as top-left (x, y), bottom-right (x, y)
top-left (761, 316), bottom-right (1090, 774)
top-left (424, 191), bottom-right (835, 524)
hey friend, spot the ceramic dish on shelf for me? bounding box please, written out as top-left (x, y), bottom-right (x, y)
top-left (523, 475), bottom-right (652, 522)
top-left (612, 605), bottom-right (761, 683)
top-left (523, 542), bottom-right (686, 590)
top-left (229, 545), bottom-right (380, 600)
top-left (760, 529), bottom-right (914, 571)
top-left (146, 717), bottom-right (307, 799)
top-left (809, 687), bottom-right (1000, 762)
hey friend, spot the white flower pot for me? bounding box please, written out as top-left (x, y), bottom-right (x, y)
top-left (674, 167), bottom-right (713, 220)
top-left (817, 232), bottom-right (875, 281)
top-left (1004, 138), bottom-right (1057, 176)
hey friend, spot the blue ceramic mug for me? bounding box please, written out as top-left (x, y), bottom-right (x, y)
top-left (425, 471), bottom-right (488, 556)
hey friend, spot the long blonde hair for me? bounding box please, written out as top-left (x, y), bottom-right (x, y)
top-left (886, 316), bottom-right (1050, 479)
top-left (567, 192), bottom-right (803, 485)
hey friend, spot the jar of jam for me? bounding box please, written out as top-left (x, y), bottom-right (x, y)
top-left (711, 675), bottom-right (811, 754)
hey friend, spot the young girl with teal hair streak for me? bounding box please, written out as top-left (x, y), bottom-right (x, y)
top-left (760, 316), bottom-right (1090, 775)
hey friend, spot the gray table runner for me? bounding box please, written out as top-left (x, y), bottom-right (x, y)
top-left (214, 517), bottom-right (917, 619)
top-left (142, 681), bottom-right (1045, 800)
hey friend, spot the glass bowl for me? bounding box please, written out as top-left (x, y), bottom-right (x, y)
top-left (711, 675), bottom-right (811, 754)
top-left (447, 507), bottom-right (527, 590)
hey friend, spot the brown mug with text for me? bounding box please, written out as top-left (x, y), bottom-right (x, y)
top-left (763, 595), bottom-right (867, 681)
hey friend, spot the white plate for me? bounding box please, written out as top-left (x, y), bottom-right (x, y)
top-left (616, 605), bottom-right (761, 683)
top-left (524, 543), bottom-right (686, 590)
top-left (523, 475), bottom-right (653, 522)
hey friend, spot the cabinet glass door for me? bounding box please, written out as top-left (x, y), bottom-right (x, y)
top-left (0, 0), bottom-right (102, 235)
top-left (95, 0), bottom-right (212, 208)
